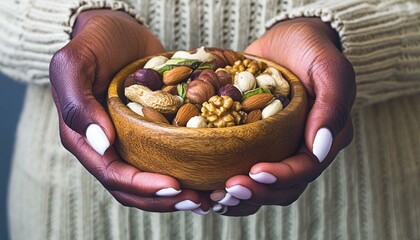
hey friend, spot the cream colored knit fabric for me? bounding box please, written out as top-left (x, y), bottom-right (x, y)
top-left (1, 0), bottom-right (420, 239)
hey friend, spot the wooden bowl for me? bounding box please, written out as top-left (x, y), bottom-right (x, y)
top-left (107, 52), bottom-right (308, 190)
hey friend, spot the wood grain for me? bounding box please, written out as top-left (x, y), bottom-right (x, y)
top-left (107, 52), bottom-right (308, 190)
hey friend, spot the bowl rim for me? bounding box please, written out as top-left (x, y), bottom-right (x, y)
top-left (108, 52), bottom-right (306, 134)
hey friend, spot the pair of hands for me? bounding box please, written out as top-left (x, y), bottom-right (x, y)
top-left (49, 10), bottom-right (355, 216)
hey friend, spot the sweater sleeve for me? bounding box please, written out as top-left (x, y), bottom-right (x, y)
top-left (266, 1), bottom-right (420, 107)
top-left (0, 0), bottom-right (141, 85)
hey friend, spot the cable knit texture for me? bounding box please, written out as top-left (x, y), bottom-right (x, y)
top-left (1, 0), bottom-right (420, 239)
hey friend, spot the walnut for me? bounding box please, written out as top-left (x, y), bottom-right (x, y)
top-left (223, 59), bottom-right (267, 77)
top-left (201, 95), bottom-right (247, 128)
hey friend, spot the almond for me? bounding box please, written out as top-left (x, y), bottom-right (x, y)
top-left (163, 66), bottom-right (193, 85)
top-left (142, 107), bottom-right (169, 124)
top-left (172, 103), bottom-right (200, 126)
top-left (161, 85), bottom-right (178, 95)
top-left (241, 93), bottom-right (274, 112)
top-left (246, 109), bottom-right (262, 123)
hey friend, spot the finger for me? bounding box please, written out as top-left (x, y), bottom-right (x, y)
top-left (110, 189), bottom-right (202, 212)
top-left (50, 44), bottom-right (114, 156)
top-left (212, 201), bottom-right (261, 217)
top-left (250, 117), bottom-right (353, 187)
top-left (224, 175), bottom-right (307, 206)
top-left (53, 89), bottom-right (186, 199)
top-left (305, 51), bottom-right (356, 162)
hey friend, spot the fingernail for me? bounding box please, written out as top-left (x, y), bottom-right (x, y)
top-left (86, 124), bottom-right (110, 156)
top-left (312, 128), bottom-right (333, 162)
top-left (226, 185), bottom-right (252, 200)
top-left (218, 193), bottom-right (240, 206)
top-left (210, 190), bottom-right (227, 202)
top-left (249, 172), bottom-right (277, 184)
top-left (175, 200), bottom-right (201, 211)
top-left (191, 207), bottom-right (210, 215)
top-left (212, 204), bottom-right (227, 214)
top-left (155, 188), bottom-right (181, 197)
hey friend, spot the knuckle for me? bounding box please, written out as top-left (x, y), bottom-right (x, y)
top-left (61, 100), bottom-right (84, 132)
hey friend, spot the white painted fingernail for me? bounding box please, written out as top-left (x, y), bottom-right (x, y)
top-left (312, 128), bottom-right (333, 162)
top-left (212, 204), bottom-right (227, 214)
top-left (249, 172), bottom-right (277, 184)
top-left (218, 193), bottom-right (240, 206)
top-left (155, 188), bottom-right (181, 197)
top-left (191, 207), bottom-right (210, 215)
top-left (86, 124), bottom-right (110, 156)
top-left (175, 200), bottom-right (201, 211)
top-left (226, 185), bottom-right (252, 200)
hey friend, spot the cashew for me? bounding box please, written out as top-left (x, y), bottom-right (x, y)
top-left (172, 46), bottom-right (215, 63)
top-left (264, 67), bottom-right (290, 97)
top-left (256, 74), bottom-right (276, 92)
top-left (144, 56), bottom-right (169, 69)
top-left (262, 99), bottom-right (283, 119)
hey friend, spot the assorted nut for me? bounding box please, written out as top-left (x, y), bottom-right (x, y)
top-left (124, 47), bottom-right (291, 128)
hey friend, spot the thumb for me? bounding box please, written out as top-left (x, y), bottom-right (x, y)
top-left (50, 47), bottom-right (114, 156)
top-left (305, 53), bottom-right (356, 162)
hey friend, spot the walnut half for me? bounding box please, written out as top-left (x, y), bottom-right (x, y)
top-left (201, 95), bottom-right (247, 128)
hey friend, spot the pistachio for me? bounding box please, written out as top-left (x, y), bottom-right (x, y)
top-left (186, 80), bottom-right (215, 104)
top-left (242, 87), bottom-right (271, 100)
top-left (131, 68), bottom-right (163, 91)
top-left (186, 116), bottom-right (208, 128)
top-left (144, 56), bottom-right (169, 69)
top-left (217, 84), bottom-right (242, 102)
top-left (241, 93), bottom-right (274, 112)
top-left (177, 83), bottom-right (188, 99)
top-left (125, 85), bottom-right (181, 114)
top-left (215, 69), bottom-right (232, 86)
top-left (262, 99), bottom-right (283, 119)
top-left (197, 69), bottom-right (221, 90)
top-left (163, 66), bottom-right (193, 85)
top-left (172, 103), bottom-right (200, 126)
top-left (234, 71), bottom-right (256, 93)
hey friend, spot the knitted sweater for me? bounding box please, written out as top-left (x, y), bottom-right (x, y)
top-left (1, 0), bottom-right (420, 239)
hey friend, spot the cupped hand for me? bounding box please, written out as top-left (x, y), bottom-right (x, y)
top-left (213, 18), bottom-right (356, 216)
top-left (49, 10), bottom-right (209, 214)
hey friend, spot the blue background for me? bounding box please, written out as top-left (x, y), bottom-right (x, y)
top-left (0, 73), bottom-right (26, 240)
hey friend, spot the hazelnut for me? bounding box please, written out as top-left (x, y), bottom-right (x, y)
top-left (186, 80), bottom-right (215, 104)
top-left (186, 116), bottom-right (208, 128)
top-left (234, 71), bottom-right (256, 93)
top-left (197, 69), bottom-right (221, 90)
top-left (215, 69), bottom-right (232, 87)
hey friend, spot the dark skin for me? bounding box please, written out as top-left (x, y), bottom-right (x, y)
top-left (49, 10), bottom-right (355, 216)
